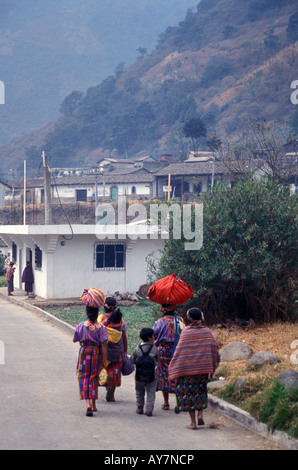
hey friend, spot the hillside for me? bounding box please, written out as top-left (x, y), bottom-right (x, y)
top-left (0, 0), bottom-right (196, 146)
top-left (1, 0), bottom-right (298, 175)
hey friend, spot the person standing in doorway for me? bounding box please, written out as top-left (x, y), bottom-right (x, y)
top-left (22, 261), bottom-right (34, 295)
top-left (6, 262), bottom-right (15, 296)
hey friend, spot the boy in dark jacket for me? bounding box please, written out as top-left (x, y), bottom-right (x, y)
top-left (130, 328), bottom-right (158, 416)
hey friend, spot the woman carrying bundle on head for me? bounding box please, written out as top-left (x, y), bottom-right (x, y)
top-left (98, 296), bottom-right (128, 402)
top-left (168, 308), bottom-right (220, 430)
top-left (73, 287), bottom-right (108, 416)
top-left (153, 304), bottom-right (186, 411)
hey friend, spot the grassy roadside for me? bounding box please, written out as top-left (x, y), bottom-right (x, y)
top-left (46, 300), bottom-right (157, 355)
top-left (46, 302), bottom-right (298, 439)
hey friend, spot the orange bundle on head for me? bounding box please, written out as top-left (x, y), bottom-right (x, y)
top-left (148, 274), bottom-right (193, 305)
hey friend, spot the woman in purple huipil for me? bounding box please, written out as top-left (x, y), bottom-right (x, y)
top-left (73, 304), bottom-right (108, 416)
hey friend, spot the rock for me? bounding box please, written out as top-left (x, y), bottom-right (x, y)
top-left (234, 377), bottom-right (248, 392)
top-left (207, 380), bottom-right (228, 390)
top-left (248, 350), bottom-right (281, 368)
top-left (130, 295), bottom-right (139, 302)
top-left (219, 341), bottom-right (253, 362)
top-left (137, 284), bottom-right (149, 298)
top-left (278, 370), bottom-right (298, 389)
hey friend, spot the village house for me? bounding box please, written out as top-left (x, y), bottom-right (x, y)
top-left (3, 168), bottom-right (154, 205)
top-left (153, 160), bottom-right (230, 200)
top-left (0, 223), bottom-right (163, 299)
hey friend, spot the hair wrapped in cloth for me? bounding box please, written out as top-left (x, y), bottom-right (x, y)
top-left (81, 287), bottom-right (105, 308)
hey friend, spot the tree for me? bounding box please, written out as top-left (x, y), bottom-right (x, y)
top-left (60, 91), bottom-right (83, 116)
top-left (182, 116), bottom-right (207, 154)
top-left (218, 120), bottom-right (296, 184)
top-left (287, 11), bottom-right (298, 43)
top-left (136, 47), bottom-right (147, 59)
top-left (149, 178), bottom-right (297, 324)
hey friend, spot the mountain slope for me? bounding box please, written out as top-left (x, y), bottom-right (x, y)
top-left (1, 0), bottom-right (298, 175)
top-left (0, 0), bottom-right (197, 146)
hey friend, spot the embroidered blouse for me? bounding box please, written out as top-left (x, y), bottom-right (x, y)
top-left (73, 321), bottom-right (109, 345)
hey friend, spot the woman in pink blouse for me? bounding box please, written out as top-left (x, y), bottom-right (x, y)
top-left (73, 305), bottom-right (108, 416)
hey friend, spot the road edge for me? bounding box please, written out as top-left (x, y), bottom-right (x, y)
top-left (1, 291), bottom-right (297, 450)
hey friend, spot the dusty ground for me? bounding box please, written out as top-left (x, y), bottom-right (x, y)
top-left (211, 321), bottom-right (298, 383)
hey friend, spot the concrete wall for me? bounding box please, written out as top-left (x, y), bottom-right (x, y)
top-left (11, 233), bottom-right (162, 299)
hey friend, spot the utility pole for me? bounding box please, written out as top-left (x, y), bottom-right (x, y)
top-left (42, 151), bottom-right (52, 224)
top-left (23, 160), bottom-right (26, 225)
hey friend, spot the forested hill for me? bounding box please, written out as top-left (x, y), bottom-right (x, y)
top-left (2, 0), bottom-right (298, 174)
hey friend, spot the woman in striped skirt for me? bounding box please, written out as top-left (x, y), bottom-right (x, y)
top-left (73, 288), bottom-right (108, 416)
top-left (168, 308), bottom-right (220, 429)
top-left (153, 304), bottom-right (186, 410)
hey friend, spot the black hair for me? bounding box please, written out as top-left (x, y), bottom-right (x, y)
top-left (104, 296), bottom-right (117, 312)
top-left (106, 308), bottom-right (122, 325)
top-left (86, 305), bottom-right (99, 323)
top-left (188, 307), bottom-right (203, 321)
top-left (161, 303), bottom-right (175, 314)
top-left (140, 327), bottom-right (154, 342)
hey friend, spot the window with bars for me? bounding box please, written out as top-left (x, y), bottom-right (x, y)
top-left (95, 243), bottom-right (125, 270)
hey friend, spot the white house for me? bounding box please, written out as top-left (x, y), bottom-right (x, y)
top-left (6, 170), bottom-right (154, 205)
top-left (0, 224), bottom-right (163, 299)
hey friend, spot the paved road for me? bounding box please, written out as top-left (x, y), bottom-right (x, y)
top-left (0, 295), bottom-right (283, 451)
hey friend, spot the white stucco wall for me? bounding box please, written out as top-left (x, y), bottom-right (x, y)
top-left (1, 226), bottom-right (162, 299)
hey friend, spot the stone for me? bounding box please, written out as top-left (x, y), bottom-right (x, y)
top-left (234, 377), bottom-right (248, 392)
top-left (278, 370), bottom-right (298, 389)
top-left (248, 350), bottom-right (281, 367)
top-left (219, 341), bottom-right (253, 362)
top-left (207, 380), bottom-right (228, 390)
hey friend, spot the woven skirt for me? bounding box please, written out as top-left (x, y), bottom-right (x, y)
top-left (174, 374), bottom-right (209, 412)
top-left (77, 344), bottom-right (100, 400)
top-left (156, 343), bottom-right (175, 394)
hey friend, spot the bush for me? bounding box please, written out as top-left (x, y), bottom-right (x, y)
top-left (150, 178), bottom-right (298, 324)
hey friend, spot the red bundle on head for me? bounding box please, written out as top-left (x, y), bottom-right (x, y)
top-left (148, 274), bottom-right (193, 305)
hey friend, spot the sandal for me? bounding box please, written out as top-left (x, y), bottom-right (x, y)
top-left (86, 408), bottom-right (93, 417)
top-left (161, 404), bottom-right (170, 410)
top-left (197, 418), bottom-right (205, 426)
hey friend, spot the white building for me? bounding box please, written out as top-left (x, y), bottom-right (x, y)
top-left (0, 224), bottom-right (163, 299)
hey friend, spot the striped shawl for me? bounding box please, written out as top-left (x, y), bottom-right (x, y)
top-left (168, 324), bottom-right (220, 380)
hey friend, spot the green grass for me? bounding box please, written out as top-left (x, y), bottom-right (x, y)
top-left (47, 300), bottom-right (156, 354)
top-left (215, 375), bottom-right (298, 439)
top-left (0, 275), bottom-right (7, 287)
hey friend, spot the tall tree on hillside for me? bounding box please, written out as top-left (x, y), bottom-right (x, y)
top-left (182, 116), bottom-right (207, 154)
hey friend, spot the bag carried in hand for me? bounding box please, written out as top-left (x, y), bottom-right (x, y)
top-left (121, 353), bottom-right (135, 376)
top-left (148, 274), bottom-right (193, 305)
top-left (135, 345), bottom-right (155, 383)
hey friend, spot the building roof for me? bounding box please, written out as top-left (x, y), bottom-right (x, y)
top-left (154, 161), bottom-right (225, 177)
top-left (12, 172), bottom-right (154, 189)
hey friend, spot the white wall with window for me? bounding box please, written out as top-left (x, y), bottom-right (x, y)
top-left (0, 226), bottom-right (162, 299)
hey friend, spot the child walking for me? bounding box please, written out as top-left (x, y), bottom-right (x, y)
top-left (130, 328), bottom-right (158, 417)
